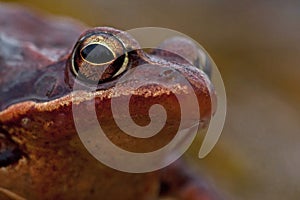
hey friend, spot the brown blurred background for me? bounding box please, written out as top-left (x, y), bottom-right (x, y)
top-left (1, 0), bottom-right (300, 199)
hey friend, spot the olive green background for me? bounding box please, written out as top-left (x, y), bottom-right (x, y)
top-left (1, 0), bottom-right (300, 199)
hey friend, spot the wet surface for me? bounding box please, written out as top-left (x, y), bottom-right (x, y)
top-left (1, 0), bottom-right (300, 199)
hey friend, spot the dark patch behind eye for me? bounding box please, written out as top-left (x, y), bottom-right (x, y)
top-left (0, 132), bottom-right (23, 167)
top-left (81, 44), bottom-right (114, 64)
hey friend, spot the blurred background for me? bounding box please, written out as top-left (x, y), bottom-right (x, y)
top-left (1, 0), bottom-right (300, 199)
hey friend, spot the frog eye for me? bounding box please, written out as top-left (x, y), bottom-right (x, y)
top-left (70, 32), bottom-right (129, 83)
top-left (0, 133), bottom-right (23, 167)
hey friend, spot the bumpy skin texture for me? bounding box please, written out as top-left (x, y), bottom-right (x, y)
top-left (0, 3), bottom-right (218, 200)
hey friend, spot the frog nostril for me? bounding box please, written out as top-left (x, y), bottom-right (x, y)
top-left (0, 132), bottom-right (23, 167)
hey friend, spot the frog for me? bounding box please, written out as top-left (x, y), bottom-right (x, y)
top-left (0, 3), bottom-right (219, 200)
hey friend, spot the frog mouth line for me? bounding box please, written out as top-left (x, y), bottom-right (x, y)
top-left (0, 186), bottom-right (26, 200)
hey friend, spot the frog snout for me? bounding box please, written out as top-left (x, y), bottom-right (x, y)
top-left (156, 36), bottom-right (212, 78)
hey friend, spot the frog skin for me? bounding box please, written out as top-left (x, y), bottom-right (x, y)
top-left (0, 4), bottom-right (218, 200)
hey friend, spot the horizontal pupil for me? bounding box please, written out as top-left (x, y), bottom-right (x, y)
top-left (81, 44), bottom-right (114, 64)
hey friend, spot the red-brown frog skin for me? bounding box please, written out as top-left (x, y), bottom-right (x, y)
top-left (0, 4), bottom-right (218, 200)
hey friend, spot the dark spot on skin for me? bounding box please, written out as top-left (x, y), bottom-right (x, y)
top-left (81, 44), bottom-right (114, 64)
top-left (90, 188), bottom-right (95, 194)
top-left (159, 181), bottom-right (171, 196)
top-left (0, 132), bottom-right (23, 167)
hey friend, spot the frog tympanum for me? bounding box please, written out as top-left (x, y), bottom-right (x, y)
top-left (0, 4), bottom-right (219, 200)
